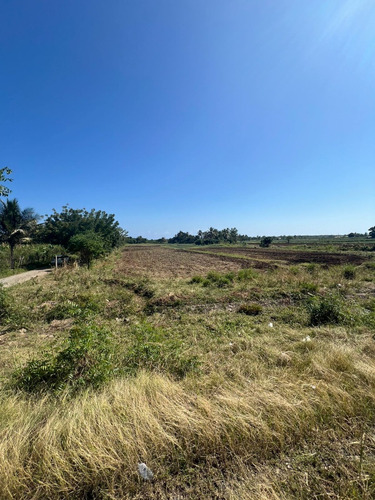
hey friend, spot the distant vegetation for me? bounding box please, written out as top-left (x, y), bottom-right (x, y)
top-left (0, 169), bottom-right (127, 273)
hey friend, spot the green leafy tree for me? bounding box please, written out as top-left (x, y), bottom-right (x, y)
top-left (369, 226), bottom-right (375, 238)
top-left (260, 236), bottom-right (273, 248)
top-left (0, 167), bottom-right (12, 198)
top-left (38, 206), bottom-right (126, 249)
top-left (68, 231), bottom-right (106, 268)
top-left (0, 199), bottom-right (39, 268)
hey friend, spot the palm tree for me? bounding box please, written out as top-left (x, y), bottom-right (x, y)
top-left (0, 199), bottom-right (39, 269)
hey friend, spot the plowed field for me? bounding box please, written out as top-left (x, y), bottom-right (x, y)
top-left (192, 246), bottom-right (367, 266)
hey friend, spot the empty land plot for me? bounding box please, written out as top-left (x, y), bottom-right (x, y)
top-left (116, 245), bottom-right (248, 278)
top-left (193, 246), bottom-right (367, 266)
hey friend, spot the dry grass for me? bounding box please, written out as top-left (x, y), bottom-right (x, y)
top-left (0, 245), bottom-right (374, 498)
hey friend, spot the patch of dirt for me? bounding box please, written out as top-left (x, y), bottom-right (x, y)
top-left (116, 246), bottom-right (254, 278)
top-left (194, 247), bottom-right (368, 266)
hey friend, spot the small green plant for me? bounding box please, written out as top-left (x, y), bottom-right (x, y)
top-left (300, 282), bottom-right (318, 295)
top-left (238, 303), bottom-right (263, 316)
top-left (46, 294), bottom-right (101, 322)
top-left (122, 324), bottom-right (200, 378)
top-left (308, 296), bottom-right (342, 326)
top-left (237, 268), bottom-right (255, 281)
top-left (13, 323), bottom-right (114, 393)
top-left (201, 270), bottom-right (234, 288)
top-left (343, 266), bottom-right (356, 280)
top-left (190, 275), bottom-right (204, 284)
top-left (0, 285), bottom-right (9, 321)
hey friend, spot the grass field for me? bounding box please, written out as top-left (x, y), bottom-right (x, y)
top-left (0, 243), bottom-right (375, 499)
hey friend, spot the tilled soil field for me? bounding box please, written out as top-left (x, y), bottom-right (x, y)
top-left (116, 245), bottom-right (248, 278)
top-left (192, 246), bottom-right (368, 266)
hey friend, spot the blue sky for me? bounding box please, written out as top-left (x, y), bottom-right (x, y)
top-left (1, 0), bottom-right (374, 237)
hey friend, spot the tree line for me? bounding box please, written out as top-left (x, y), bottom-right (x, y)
top-left (0, 168), bottom-right (126, 268)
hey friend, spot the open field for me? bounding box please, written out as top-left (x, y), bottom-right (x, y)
top-left (0, 244), bottom-right (375, 498)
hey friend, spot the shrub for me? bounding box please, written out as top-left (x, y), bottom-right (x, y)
top-left (308, 296), bottom-right (342, 326)
top-left (260, 237), bottom-right (273, 248)
top-left (238, 303), bottom-right (263, 316)
top-left (189, 275), bottom-right (204, 284)
top-left (300, 282), bottom-right (318, 295)
top-left (0, 285), bottom-right (9, 321)
top-left (237, 268), bottom-right (255, 281)
top-left (46, 294), bottom-right (101, 322)
top-left (122, 324), bottom-right (200, 378)
top-left (343, 266), bottom-right (356, 280)
top-left (201, 270), bottom-right (233, 288)
top-left (13, 323), bottom-right (114, 393)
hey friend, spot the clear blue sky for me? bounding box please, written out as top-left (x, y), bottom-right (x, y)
top-left (1, 0), bottom-right (374, 237)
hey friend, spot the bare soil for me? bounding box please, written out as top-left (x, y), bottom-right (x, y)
top-left (193, 246), bottom-right (367, 266)
top-left (116, 246), bottom-right (247, 278)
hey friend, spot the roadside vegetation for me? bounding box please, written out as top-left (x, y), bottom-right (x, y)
top-left (0, 243), bottom-right (374, 499)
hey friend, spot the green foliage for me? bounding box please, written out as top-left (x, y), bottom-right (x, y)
top-left (343, 266), bottom-right (356, 280)
top-left (299, 282), bottom-right (318, 295)
top-left (260, 236), bottom-right (273, 248)
top-left (308, 296), bottom-right (343, 326)
top-left (0, 285), bottom-right (10, 321)
top-left (38, 206), bottom-right (126, 249)
top-left (189, 275), bottom-right (204, 284)
top-left (0, 199), bottom-right (39, 268)
top-left (237, 268), bottom-right (256, 281)
top-left (202, 270), bottom-right (235, 288)
top-left (46, 294), bottom-right (101, 322)
top-left (237, 303), bottom-right (263, 315)
top-left (369, 226), bottom-right (375, 238)
top-left (122, 324), bottom-right (200, 378)
top-left (68, 231), bottom-right (106, 268)
top-left (0, 167), bottom-right (12, 198)
top-left (13, 323), bottom-right (114, 393)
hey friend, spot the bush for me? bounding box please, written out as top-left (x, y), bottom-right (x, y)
top-left (46, 294), bottom-right (101, 322)
top-left (0, 285), bottom-right (9, 321)
top-left (343, 266), bottom-right (356, 280)
top-left (189, 275), bottom-right (204, 284)
top-left (260, 237), bottom-right (273, 248)
top-left (299, 282), bottom-right (318, 295)
top-left (308, 296), bottom-right (342, 326)
top-left (238, 303), bottom-right (263, 316)
top-left (122, 324), bottom-right (200, 378)
top-left (13, 323), bottom-right (114, 393)
top-left (237, 268), bottom-right (256, 281)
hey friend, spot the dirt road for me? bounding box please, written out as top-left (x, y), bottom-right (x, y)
top-left (0, 269), bottom-right (52, 288)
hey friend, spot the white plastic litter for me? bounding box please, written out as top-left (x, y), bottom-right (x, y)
top-left (268, 322), bottom-right (273, 328)
top-left (138, 462), bottom-right (153, 481)
top-left (302, 336), bottom-right (311, 342)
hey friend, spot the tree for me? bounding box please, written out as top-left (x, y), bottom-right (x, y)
top-left (260, 236), bottom-right (273, 248)
top-left (0, 167), bottom-right (12, 198)
top-left (38, 206), bottom-right (126, 249)
top-left (0, 199), bottom-right (39, 268)
top-left (68, 231), bottom-right (106, 268)
top-left (369, 227), bottom-right (375, 238)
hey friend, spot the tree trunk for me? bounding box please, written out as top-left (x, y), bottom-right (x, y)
top-left (10, 243), bottom-right (15, 269)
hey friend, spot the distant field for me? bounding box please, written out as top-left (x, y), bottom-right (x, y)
top-left (0, 244), bottom-right (375, 499)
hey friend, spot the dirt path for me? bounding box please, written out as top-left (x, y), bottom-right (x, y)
top-left (0, 269), bottom-right (52, 288)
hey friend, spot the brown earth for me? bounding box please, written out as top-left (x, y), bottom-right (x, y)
top-left (116, 246), bottom-right (251, 279)
top-left (191, 246), bottom-right (368, 266)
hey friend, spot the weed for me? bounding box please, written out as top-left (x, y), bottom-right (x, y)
top-left (13, 323), bottom-right (114, 393)
top-left (190, 275), bottom-right (204, 284)
top-left (237, 268), bottom-right (256, 281)
top-left (238, 303), bottom-right (263, 316)
top-left (121, 323), bottom-right (200, 378)
top-left (300, 282), bottom-right (318, 295)
top-left (308, 296), bottom-right (343, 326)
top-left (343, 266), bottom-right (356, 279)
